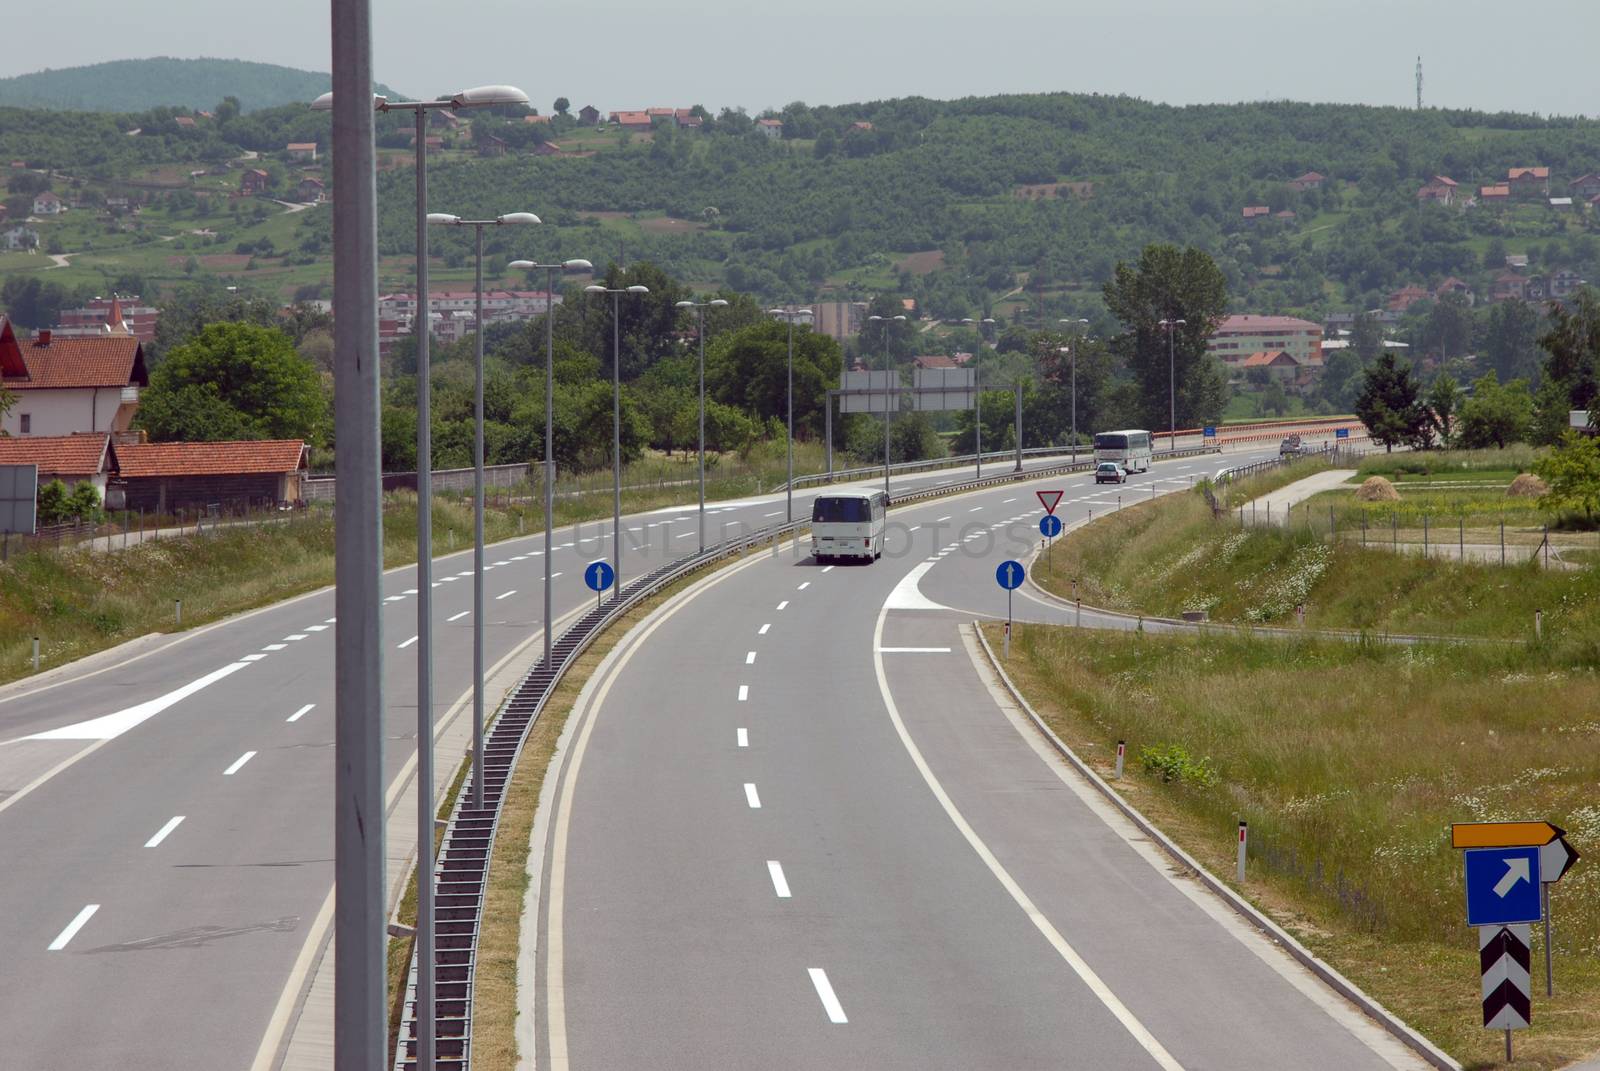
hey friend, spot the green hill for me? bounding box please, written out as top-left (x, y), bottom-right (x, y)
top-left (0, 57), bottom-right (401, 113)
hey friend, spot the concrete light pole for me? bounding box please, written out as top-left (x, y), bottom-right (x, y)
top-left (586, 282), bottom-right (650, 592)
top-left (1058, 318), bottom-right (1089, 463)
top-left (767, 306), bottom-right (813, 523)
top-left (867, 313), bottom-right (906, 500)
top-left (675, 297), bottom-right (730, 549)
top-left (961, 316), bottom-right (996, 476)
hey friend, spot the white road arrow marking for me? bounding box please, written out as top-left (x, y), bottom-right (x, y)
top-left (1494, 857), bottom-right (1531, 897)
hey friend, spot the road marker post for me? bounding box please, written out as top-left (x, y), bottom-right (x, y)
top-left (1075, 599), bottom-right (1081, 628)
top-left (175, 599), bottom-right (182, 627)
top-left (1114, 740), bottom-right (1125, 779)
top-left (1236, 820), bottom-right (1247, 883)
top-left (32, 636), bottom-right (39, 673)
top-left (1535, 609), bottom-right (1543, 642)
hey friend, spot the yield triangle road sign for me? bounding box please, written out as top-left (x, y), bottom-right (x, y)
top-left (1036, 490), bottom-right (1064, 515)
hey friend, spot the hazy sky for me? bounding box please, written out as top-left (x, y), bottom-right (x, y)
top-left (9, 0), bottom-right (1599, 117)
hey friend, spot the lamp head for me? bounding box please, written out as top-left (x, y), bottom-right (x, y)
top-left (454, 85), bottom-right (530, 109)
top-left (676, 300), bottom-right (695, 309)
top-left (584, 285), bottom-right (607, 294)
top-left (507, 260), bottom-right (535, 270)
top-left (309, 91), bottom-right (384, 112)
top-left (563, 259), bottom-right (593, 272)
top-left (426, 213), bottom-right (461, 226)
top-left (626, 285), bottom-right (650, 294)
top-left (497, 212), bottom-right (540, 226)
top-left (708, 298), bottom-right (729, 307)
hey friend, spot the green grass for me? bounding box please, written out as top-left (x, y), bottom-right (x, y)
top-left (1356, 446), bottom-right (1543, 478)
top-left (1035, 463), bottom-right (1600, 642)
top-left (992, 623), bottom-right (1600, 1070)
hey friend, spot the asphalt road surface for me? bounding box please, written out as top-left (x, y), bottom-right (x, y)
top-left (534, 445), bottom-right (1433, 1070)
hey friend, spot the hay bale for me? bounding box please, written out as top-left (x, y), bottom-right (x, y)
top-left (1507, 473), bottom-right (1548, 498)
top-left (1354, 475), bottom-right (1400, 502)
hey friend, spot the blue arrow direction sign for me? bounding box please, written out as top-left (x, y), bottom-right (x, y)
top-left (1203, 425), bottom-right (1216, 438)
top-left (996, 560), bottom-right (1024, 590)
top-left (584, 560), bottom-right (615, 593)
top-left (1465, 846), bottom-right (1542, 927)
top-left (1039, 514), bottom-right (1062, 539)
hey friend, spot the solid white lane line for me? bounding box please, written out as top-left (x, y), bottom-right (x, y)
top-left (738, 685), bottom-right (749, 702)
top-left (305, 625), bottom-right (328, 632)
top-left (496, 590), bottom-right (517, 600)
top-left (745, 651), bottom-right (756, 665)
top-left (877, 647), bottom-right (952, 653)
top-left (759, 623), bottom-right (771, 635)
top-left (223, 751), bottom-right (257, 776)
top-left (767, 860), bottom-right (792, 898)
top-left (398, 635), bottom-right (418, 649)
top-left (797, 582), bottom-right (810, 590)
top-left (287, 704), bottom-right (314, 723)
top-left (261, 644), bottom-right (286, 651)
top-left (27, 661), bottom-right (251, 742)
top-left (447, 610), bottom-right (470, 622)
top-left (820, 566), bottom-right (835, 573)
top-left (144, 815), bottom-right (185, 848)
top-left (737, 727), bottom-right (748, 748)
top-left (283, 634), bottom-right (308, 642)
top-left (777, 601), bottom-right (789, 610)
top-left (808, 968), bottom-right (847, 1023)
top-left (744, 783), bottom-right (761, 808)
top-left (48, 905), bottom-right (99, 951)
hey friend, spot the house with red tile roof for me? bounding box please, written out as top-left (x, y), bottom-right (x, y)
top-left (174, 115), bottom-right (197, 129)
top-left (1435, 277), bottom-right (1474, 305)
top-left (609, 110), bottom-right (653, 131)
top-left (1479, 184), bottom-right (1511, 205)
top-left (755, 118), bottom-right (783, 140)
top-left (0, 318), bottom-right (148, 437)
top-left (285, 142), bottom-right (318, 161)
top-left (1387, 284), bottom-right (1431, 312)
top-left (32, 191), bottom-right (65, 215)
top-left (911, 354), bottom-right (958, 369)
top-left (1287, 171), bottom-right (1325, 192)
top-left (1570, 173), bottom-right (1600, 200)
top-left (0, 433), bottom-right (116, 496)
top-left (1416, 175), bottom-right (1458, 206)
top-left (114, 440), bottom-right (309, 512)
top-left (240, 168), bottom-right (270, 195)
top-left (1241, 205), bottom-right (1270, 222)
top-left (1508, 167), bottom-right (1550, 197)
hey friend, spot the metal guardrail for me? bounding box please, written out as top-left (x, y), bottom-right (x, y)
top-left (776, 444), bottom-right (1100, 494)
top-left (390, 440), bottom-right (1223, 1070)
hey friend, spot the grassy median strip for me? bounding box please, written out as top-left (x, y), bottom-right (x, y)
top-left (1037, 461), bottom-right (1600, 644)
top-left (985, 621), bottom-right (1600, 1069)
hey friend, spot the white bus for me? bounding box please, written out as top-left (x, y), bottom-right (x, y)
top-left (1093, 429), bottom-right (1153, 473)
top-left (810, 491), bottom-right (887, 563)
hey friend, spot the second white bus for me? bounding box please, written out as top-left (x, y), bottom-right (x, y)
top-left (1093, 429), bottom-right (1153, 473)
top-left (810, 491), bottom-right (887, 563)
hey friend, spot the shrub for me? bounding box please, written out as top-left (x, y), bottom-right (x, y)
top-left (1139, 743), bottom-right (1218, 787)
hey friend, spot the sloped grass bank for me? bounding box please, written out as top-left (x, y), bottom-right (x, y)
top-left (991, 623), bottom-right (1600, 1069)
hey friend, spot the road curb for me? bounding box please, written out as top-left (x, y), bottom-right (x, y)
top-left (971, 624), bottom-right (1461, 1071)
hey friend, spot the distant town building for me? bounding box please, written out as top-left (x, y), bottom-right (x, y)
top-left (1207, 314), bottom-right (1323, 367)
top-left (1570, 173), bottom-right (1600, 200)
top-left (810, 301), bottom-right (866, 342)
top-left (1416, 175), bottom-right (1457, 206)
top-left (1241, 205), bottom-right (1270, 222)
top-left (174, 115), bottom-right (197, 129)
top-left (3, 225), bottom-right (39, 250)
top-left (375, 290), bottom-right (563, 358)
top-left (755, 118), bottom-right (783, 140)
top-left (240, 168), bottom-right (270, 195)
top-left (1387, 285), bottom-right (1430, 312)
top-left (286, 142), bottom-right (318, 161)
top-left (1236, 350), bottom-right (1301, 383)
top-left (1479, 184), bottom-right (1511, 205)
top-left (1434, 278), bottom-right (1474, 305)
top-left (56, 295), bottom-right (159, 344)
top-left (1507, 166), bottom-right (1550, 197)
top-left (1551, 269), bottom-right (1587, 298)
top-left (1287, 171), bottom-right (1325, 192)
top-left (295, 177), bottom-right (325, 203)
top-left (31, 191), bottom-right (64, 215)
top-left (609, 110), bottom-right (653, 131)
top-left (578, 104), bottom-right (600, 126)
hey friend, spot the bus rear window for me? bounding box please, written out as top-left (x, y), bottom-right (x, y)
top-left (1094, 433), bottom-right (1128, 450)
top-left (813, 497), bottom-right (871, 523)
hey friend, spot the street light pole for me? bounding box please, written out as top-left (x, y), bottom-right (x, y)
top-left (1059, 319), bottom-right (1088, 464)
top-left (431, 211), bottom-right (540, 812)
top-left (509, 258), bottom-right (593, 665)
top-left (767, 306), bottom-right (812, 523)
top-left (312, 77), bottom-right (529, 1071)
top-left (677, 298), bottom-right (730, 548)
top-left (587, 282), bottom-right (650, 590)
top-left (868, 313), bottom-right (906, 500)
top-left (1159, 317), bottom-right (1187, 450)
top-left (961, 316), bottom-right (996, 477)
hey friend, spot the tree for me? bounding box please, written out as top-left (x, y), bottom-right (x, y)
top-left (1456, 372), bottom-right (1534, 449)
top-left (1538, 287), bottom-right (1600, 414)
top-left (1350, 313), bottom-right (1385, 364)
top-left (553, 97), bottom-right (570, 117)
top-left (1102, 244), bottom-right (1230, 431)
top-left (1427, 373), bottom-right (1462, 446)
top-left (1534, 431), bottom-right (1600, 523)
top-left (1423, 291), bottom-right (1473, 360)
top-left (150, 280), bottom-right (278, 361)
top-left (705, 320), bottom-right (843, 439)
top-left (134, 322), bottom-right (328, 444)
top-left (1482, 300), bottom-right (1542, 384)
top-left (1353, 354), bottom-right (1429, 452)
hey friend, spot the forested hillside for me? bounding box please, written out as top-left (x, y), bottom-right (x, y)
top-left (0, 58), bottom-right (398, 113)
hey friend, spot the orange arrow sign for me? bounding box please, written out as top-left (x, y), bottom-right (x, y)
top-left (1451, 821), bottom-right (1565, 849)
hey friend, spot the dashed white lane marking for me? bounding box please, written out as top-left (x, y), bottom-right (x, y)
top-left (765, 511), bottom-right (783, 517)
top-left (1003, 497), bottom-right (1017, 503)
top-left (144, 816), bottom-right (185, 848)
top-left (283, 634), bottom-right (308, 642)
top-left (324, 618), bottom-right (336, 624)
top-left (968, 506), bottom-right (983, 512)
top-left (744, 783), bottom-right (762, 808)
top-left (456, 571), bottom-right (473, 578)
top-left (384, 596), bottom-right (404, 603)
top-left (287, 704), bottom-right (314, 723)
top-left (745, 651), bottom-right (756, 665)
top-left (797, 582), bottom-right (810, 591)
top-left (738, 685), bottom-right (750, 702)
top-left (759, 623), bottom-right (771, 635)
top-left (906, 525), bottom-right (920, 532)
top-left (441, 577), bottom-right (458, 583)
top-left (261, 644), bottom-right (286, 651)
top-left (397, 635), bottom-right (418, 649)
top-left (776, 601), bottom-right (789, 611)
top-left (877, 647), bottom-right (952, 653)
top-left (820, 566), bottom-right (835, 573)
top-left (241, 654), bottom-right (268, 662)
top-left (936, 516), bottom-right (952, 522)
top-left (767, 861), bottom-right (792, 898)
top-left (737, 728), bottom-right (748, 748)
top-left (48, 905), bottom-right (99, 951)
top-left (496, 590), bottom-right (517, 600)
top-left (403, 588), bottom-right (419, 595)
top-left (305, 625), bottom-right (328, 632)
top-left (223, 751), bottom-right (257, 776)
top-left (808, 968), bottom-right (847, 1023)
top-left (447, 610), bottom-right (470, 622)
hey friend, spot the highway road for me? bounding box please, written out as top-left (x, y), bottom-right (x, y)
top-left (0, 447), bottom-right (1131, 1070)
top-left (532, 443), bottom-right (1434, 1070)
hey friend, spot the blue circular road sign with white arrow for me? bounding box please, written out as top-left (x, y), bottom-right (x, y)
top-left (996, 560), bottom-right (1025, 590)
top-left (1039, 514), bottom-right (1062, 539)
top-left (584, 560), bottom-right (615, 593)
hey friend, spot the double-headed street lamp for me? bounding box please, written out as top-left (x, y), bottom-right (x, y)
top-left (867, 313), bottom-right (906, 501)
top-left (767, 306), bottom-right (812, 523)
top-left (312, 81), bottom-right (528, 1071)
top-left (585, 283), bottom-right (650, 594)
top-left (962, 316), bottom-right (997, 476)
top-left (509, 258), bottom-right (593, 665)
top-left (675, 297), bottom-right (729, 549)
top-left (1058, 319), bottom-right (1089, 463)
top-left (1158, 317), bottom-right (1187, 449)
top-left (429, 211), bottom-right (539, 817)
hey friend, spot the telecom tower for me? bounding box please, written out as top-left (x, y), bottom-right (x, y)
top-left (1416, 56), bottom-right (1423, 110)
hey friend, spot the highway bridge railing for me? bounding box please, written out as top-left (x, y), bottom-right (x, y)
top-left (390, 440), bottom-right (1221, 1070)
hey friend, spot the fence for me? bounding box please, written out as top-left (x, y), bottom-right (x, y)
top-left (0, 500), bottom-right (313, 559)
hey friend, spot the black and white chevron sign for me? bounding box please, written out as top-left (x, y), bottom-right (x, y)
top-left (1480, 924), bottom-right (1532, 1030)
